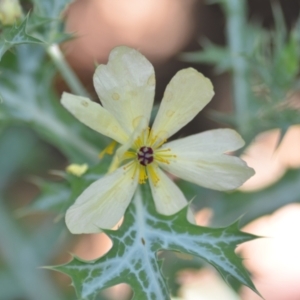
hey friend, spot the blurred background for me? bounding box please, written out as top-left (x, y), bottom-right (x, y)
top-left (1, 0), bottom-right (300, 299)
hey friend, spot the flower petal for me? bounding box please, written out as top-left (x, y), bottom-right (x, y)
top-left (93, 46), bottom-right (155, 134)
top-left (162, 128), bottom-right (245, 154)
top-left (151, 68), bottom-right (214, 142)
top-left (65, 164), bottom-right (138, 234)
top-left (158, 142), bottom-right (255, 191)
top-left (148, 164), bottom-right (194, 222)
top-left (61, 92), bottom-right (128, 144)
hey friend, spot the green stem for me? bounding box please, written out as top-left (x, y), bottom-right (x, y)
top-left (47, 44), bottom-right (90, 98)
top-left (222, 0), bottom-right (249, 132)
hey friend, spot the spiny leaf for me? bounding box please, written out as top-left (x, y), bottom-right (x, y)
top-left (0, 45), bottom-right (107, 163)
top-left (51, 184), bottom-right (259, 300)
top-left (0, 15), bottom-right (43, 60)
top-left (31, 0), bottom-right (74, 43)
top-left (32, 0), bottom-right (74, 19)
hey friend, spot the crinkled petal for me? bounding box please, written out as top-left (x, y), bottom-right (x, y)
top-left (162, 128), bottom-right (245, 154)
top-left (61, 92), bottom-right (128, 144)
top-left (93, 46), bottom-right (155, 134)
top-left (148, 164), bottom-right (194, 223)
top-left (151, 68), bottom-right (214, 142)
top-left (65, 164), bottom-right (138, 234)
top-left (158, 147), bottom-right (255, 191)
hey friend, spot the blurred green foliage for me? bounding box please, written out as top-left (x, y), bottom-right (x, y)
top-left (181, 2), bottom-right (300, 144)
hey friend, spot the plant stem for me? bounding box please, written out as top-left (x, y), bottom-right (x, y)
top-left (47, 44), bottom-right (90, 98)
top-left (222, 0), bottom-right (249, 132)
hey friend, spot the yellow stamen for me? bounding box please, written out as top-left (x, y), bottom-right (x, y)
top-left (133, 136), bottom-right (143, 150)
top-left (154, 156), bottom-right (170, 164)
top-left (138, 165), bottom-right (148, 184)
top-left (155, 137), bottom-right (167, 148)
top-left (133, 127), bottom-right (150, 149)
top-left (121, 161), bottom-right (144, 184)
top-left (123, 151), bottom-right (137, 160)
top-left (122, 160), bottom-right (135, 170)
top-left (122, 160), bottom-right (138, 179)
top-left (148, 131), bottom-right (157, 146)
top-left (147, 164), bottom-right (160, 185)
top-left (154, 148), bottom-right (176, 164)
top-left (148, 130), bottom-right (168, 148)
top-left (98, 140), bottom-right (117, 159)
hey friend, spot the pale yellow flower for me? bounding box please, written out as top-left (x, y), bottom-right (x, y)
top-left (61, 46), bottom-right (254, 234)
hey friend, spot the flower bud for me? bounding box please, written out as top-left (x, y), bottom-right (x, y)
top-left (66, 163), bottom-right (89, 177)
top-left (0, 0), bottom-right (22, 25)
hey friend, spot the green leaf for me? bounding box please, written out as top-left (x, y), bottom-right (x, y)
top-left (31, 0), bottom-right (74, 43)
top-left (242, 7), bottom-right (300, 141)
top-left (0, 126), bottom-right (39, 190)
top-left (0, 45), bottom-right (107, 163)
top-left (179, 40), bottom-right (230, 73)
top-left (160, 250), bottom-right (204, 295)
top-left (0, 15), bottom-right (43, 60)
top-left (214, 168), bottom-right (300, 227)
top-left (51, 184), bottom-right (259, 300)
top-left (18, 156), bottom-right (112, 216)
top-left (179, 168), bottom-right (300, 228)
top-left (17, 179), bottom-right (71, 216)
top-left (32, 0), bottom-right (74, 19)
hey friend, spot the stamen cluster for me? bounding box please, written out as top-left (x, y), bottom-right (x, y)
top-left (137, 146), bottom-right (154, 166)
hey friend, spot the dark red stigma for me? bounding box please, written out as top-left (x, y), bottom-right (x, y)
top-left (137, 146), bottom-right (154, 166)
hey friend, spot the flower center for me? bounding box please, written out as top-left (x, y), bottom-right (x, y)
top-left (137, 146), bottom-right (154, 166)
